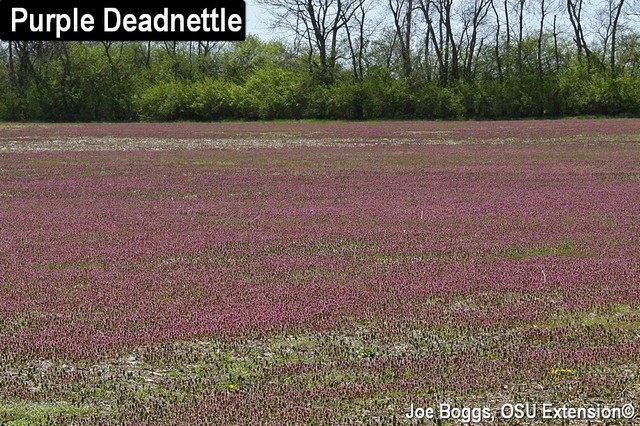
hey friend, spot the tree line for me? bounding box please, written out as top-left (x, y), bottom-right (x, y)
top-left (1, 0), bottom-right (640, 121)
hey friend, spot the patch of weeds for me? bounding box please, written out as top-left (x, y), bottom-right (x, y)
top-left (40, 260), bottom-right (106, 271)
top-left (0, 190), bottom-right (28, 198)
top-left (352, 345), bottom-right (378, 360)
top-left (265, 334), bottom-right (325, 365)
top-left (0, 400), bottom-right (92, 425)
top-left (353, 389), bottom-right (406, 417)
top-left (501, 239), bottom-right (584, 259)
top-left (540, 304), bottom-right (640, 330)
top-left (4, 311), bottom-right (43, 333)
top-left (291, 266), bottom-right (329, 283)
top-left (211, 354), bottom-right (260, 390)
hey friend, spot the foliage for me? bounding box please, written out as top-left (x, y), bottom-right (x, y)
top-left (1, 33), bottom-right (640, 121)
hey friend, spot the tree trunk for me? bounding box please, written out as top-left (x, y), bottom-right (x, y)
top-left (518, 0), bottom-right (524, 82)
top-left (610, 0), bottom-right (625, 76)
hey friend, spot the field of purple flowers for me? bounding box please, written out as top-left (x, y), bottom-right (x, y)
top-left (1, 120), bottom-right (639, 424)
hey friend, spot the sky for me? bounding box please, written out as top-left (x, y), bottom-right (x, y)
top-left (245, 0), bottom-right (281, 40)
top-left (244, 0), bottom-right (640, 46)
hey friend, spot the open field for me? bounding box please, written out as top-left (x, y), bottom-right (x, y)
top-left (1, 120), bottom-right (640, 424)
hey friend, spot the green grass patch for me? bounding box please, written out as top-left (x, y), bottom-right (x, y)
top-left (0, 401), bottom-right (92, 425)
top-left (541, 304), bottom-right (640, 330)
top-left (501, 240), bottom-right (583, 259)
